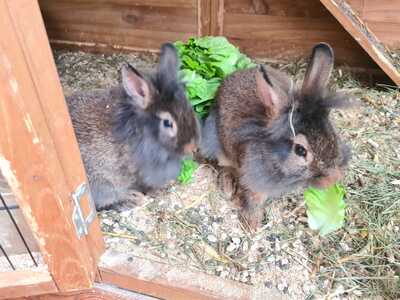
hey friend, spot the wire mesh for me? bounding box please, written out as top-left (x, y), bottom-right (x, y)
top-left (0, 175), bottom-right (39, 271)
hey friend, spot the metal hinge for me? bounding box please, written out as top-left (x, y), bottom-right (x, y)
top-left (72, 183), bottom-right (96, 239)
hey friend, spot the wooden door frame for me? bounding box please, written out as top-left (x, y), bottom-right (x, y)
top-left (0, 0), bottom-right (104, 297)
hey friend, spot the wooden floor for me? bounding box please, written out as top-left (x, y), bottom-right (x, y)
top-left (13, 283), bottom-right (160, 300)
top-left (94, 283), bottom-right (159, 300)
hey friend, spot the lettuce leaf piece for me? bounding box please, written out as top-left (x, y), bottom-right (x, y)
top-left (237, 55), bottom-right (256, 69)
top-left (178, 159), bottom-right (198, 184)
top-left (180, 70), bottom-right (220, 102)
top-left (304, 184), bottom-right (346, 236)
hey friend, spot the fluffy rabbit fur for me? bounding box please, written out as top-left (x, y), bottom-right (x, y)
top-left (201, 43), bottom-right (352, 229)
top-left (66, 43), bottom-right (200, 210)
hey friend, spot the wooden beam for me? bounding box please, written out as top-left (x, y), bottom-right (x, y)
top-left (0, 0), bottom-right (99, 291)
top-left (18, 283), bottom-right (158, 300)
top-left (101, 268), bottom-right (214, 300)
top-left (0, 270), bottom-right (57, 300)
top-left (98, 250), bottom-right (277, 300)
top-left (210, 0), bottom-right (224, 36)
top-left (320, 0), bottom-right (400, 86)
top-left (197, 0), bottom-right (211, 36)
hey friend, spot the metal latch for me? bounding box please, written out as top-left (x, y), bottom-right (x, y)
top-left (72, 183), bottom-right (96, 238)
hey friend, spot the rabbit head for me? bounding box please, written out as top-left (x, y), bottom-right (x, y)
top-left (113, 43), bottom-right (200, 158)
top-left (241, 43), bottom-right (352, 197)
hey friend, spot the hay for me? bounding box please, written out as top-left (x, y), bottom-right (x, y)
top-left (54, 49), bottom-right (400, 299)
top-left (388, 49), bottom-right (400, 73)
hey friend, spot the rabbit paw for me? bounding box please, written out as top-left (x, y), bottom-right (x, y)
top-left (112, 191), bottom-right (146, 212)
top-left (217, 169), bottom-right (237, 199)
top-left (239, 209), bottom-right (264, 232)
top-left (130, 190), bottom-right (147, 206)
top-left (112, 201), bottom-right (137, 212)
top-left (237, 190), bottom-right (266, 232)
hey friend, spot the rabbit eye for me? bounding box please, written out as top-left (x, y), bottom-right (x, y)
top-left (294, 144), bottom-right (307, 157)
top-left (163, 119), bottom-right (173, 128)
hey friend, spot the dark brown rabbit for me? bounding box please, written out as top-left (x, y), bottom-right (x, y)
top-left (66, 43), bottom-right (200, 210)
top-left (201, 43), bottom-right (352, 229)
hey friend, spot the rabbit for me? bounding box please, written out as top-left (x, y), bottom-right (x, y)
top-left (200, 43), bottom-right (352, 230)
top-left (66, 43), bottom-right (201, 211)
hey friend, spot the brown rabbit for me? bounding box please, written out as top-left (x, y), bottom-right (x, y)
top-left (66, 43), bottom-right (200, 211)
top-left (200, 43), bottom-right (352, 229)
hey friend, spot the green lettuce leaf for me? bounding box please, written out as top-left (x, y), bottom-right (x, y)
top-left (180, 69), bottom-right (221, 102)
top-left (178, 159), bottom-right (198, 184)
top-left (304, 184), bottom-right (346, 236)
top-left (175, 36), bottom-right (255, 118)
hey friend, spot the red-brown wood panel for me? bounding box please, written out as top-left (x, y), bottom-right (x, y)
top-left (222, 0), bottom-right (374, 67)
top-left (39, 0), bottom-right (198, 52)
top-left (319, 0), bottom-right (400, 85)
top-left (347, 0), bottom-right (400, 48)
top-left (364, 21), bottom-right (400, 49)
top-left (0, 0), bottom-right (103, 291)
top-left (6, 0), bottom-right (105, 264)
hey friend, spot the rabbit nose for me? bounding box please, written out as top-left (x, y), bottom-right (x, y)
top-left (315, 168), bottom-right (343, 188)
top-left (183, 141), bottom-right (197, 155)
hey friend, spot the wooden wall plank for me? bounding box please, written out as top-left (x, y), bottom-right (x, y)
top-left (221, 0), bottom-right (375, 67)
top-left (47, 28), bottom-right (194, 53)
top-left (319, 0), bottom-right (400, 85)
top-left (0, 0), bottom-right (99, 290)
top-left (224, 12), bottom-right (373, 66)
top-left (362, 1), bottom-right (400, 24)
top-left (92, 0), bottom-right (197, 8)
top-left (346, 0), bottom-right (400, 48)
top-left (39, 0), bottom-right (198, 52)
top-left (226, 0), bottom-right (333, 17)
top-left (41, 3), bottom-right (197, 33)
top-left (42, 0), bottom-right (197, 9)
top-left (224, 0), bottom-right (253, 14)
top-left (359, 0), bottom-right (400, 48)
top-left (363, 21), bottom-right (400, 49)
top-left (0, 270), bottom-right (57, 300)
top-left (37, 0), bottom-right (379, 67)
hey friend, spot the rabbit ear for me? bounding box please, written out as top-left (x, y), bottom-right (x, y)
top-left (157, 43), bottom-right (179, 84)
top-left (121, 64), bottom-right (151, 109)
top-left (302, 43), bottom-right (334, 96)
top-left (256, 65), bottom-right (286, 118)
top-left (263, 65), bottom-right (293, 94)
